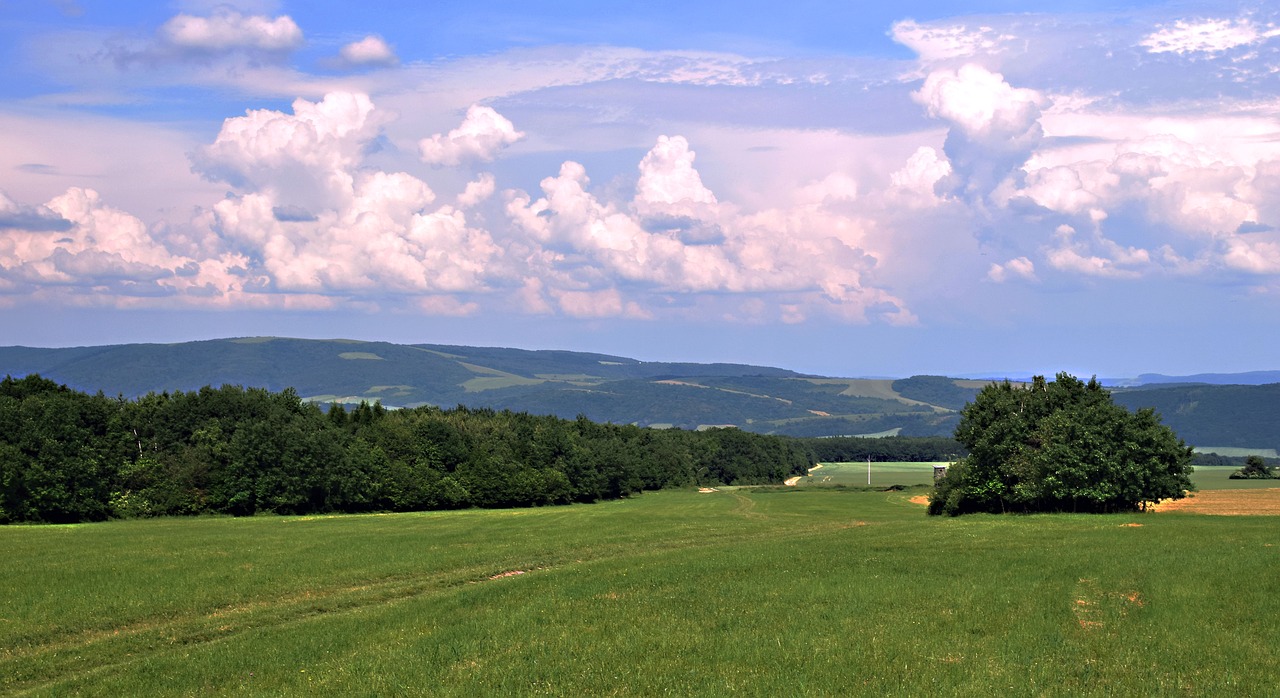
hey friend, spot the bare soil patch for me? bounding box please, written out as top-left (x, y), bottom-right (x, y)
top-left (1152, 488), bottom-right (1280, 516)
top-left (908, 495), bottom-right (930, 506)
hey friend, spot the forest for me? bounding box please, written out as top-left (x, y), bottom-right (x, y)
top-left (0, 375), bottom-right (814, 524)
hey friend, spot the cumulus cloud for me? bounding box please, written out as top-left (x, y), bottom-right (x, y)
top-left (93, 7), bottom-right (306, 68)
top-left (0, 192), bottom-right (72, 232)
top-left (192, 92), bottom-right (384, 208)
top-left (1222, 235), bottom-right (1280, 274)
top-left (1044, 225), bottom-right (1149, 279)
top-left (161, 9), bottom-right (302, 52)
top-left (188, 91), bottom-right (509, 300)
top-left (889, 147), bottom-right (952, 205)
top-left (0, 188), bottom-right (248, 301)
top-left (419, 105), bottom-right (524, 166)
top-left (987, 256), bottom-right (1037, 283)
top-left (632, 135), bottom-right (723, 243)
top-left (1141, 18), bottom-right (1280, 55)
top-left (504, 136), bottom-right (913, 324)
top-left (914, 64), bottom-right (1048, 201)
top-left (457, 173), bottom-right (496, 208)
top-left (338, 35), bottom-right (397, 67)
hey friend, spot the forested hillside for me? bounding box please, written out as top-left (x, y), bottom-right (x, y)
top-left (0, 375), bottom-right (812, 524)
top-left (0, 338), bottom-right (963, 437)
top-left (4, 338), bottom-right (1277, 445)
top-left (1113, 383), bottom-right (1280, 450)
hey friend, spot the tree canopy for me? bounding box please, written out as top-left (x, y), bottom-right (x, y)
top-left (0, 374), bottom-right (814, 524)
top-left (1229, 455), bottom-right (1276, 480)
top-left (928, 373), bottom-right (1194, 516)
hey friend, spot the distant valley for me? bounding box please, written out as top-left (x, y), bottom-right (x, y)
top-left (1, 337), bottom-right (1276, 450)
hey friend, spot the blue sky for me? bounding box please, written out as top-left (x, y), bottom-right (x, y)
top-left (2, 0), bottom-right (1279, 378)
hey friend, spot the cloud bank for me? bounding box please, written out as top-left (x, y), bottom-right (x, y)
top-left (3, 2), bottom-right (1280, 342)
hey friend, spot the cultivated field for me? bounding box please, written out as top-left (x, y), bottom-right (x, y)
top-left (4, 485), bottom-right (1279, 695)
top-left (793, 461), bottom-right (948, 488)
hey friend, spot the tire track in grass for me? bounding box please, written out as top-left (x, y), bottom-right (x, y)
top-left (4, 492), bottom-right (870, 696)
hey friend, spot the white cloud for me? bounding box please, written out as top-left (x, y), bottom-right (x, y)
top-left (457, 173), bottom-right (496, 208)
top-left (1222, 235), bottom-right (1280, 274)
top-left (193, 92), bottom-right (384, 208)
top-left (987, 256), bottom-right (1037, 283)
top-left (419, 105), bottom-right (524, 167)
top-left (505, 136), bottom-right (914, 324)
top-left (635, 135), bottom-right (717, 208)
top-left (1044, 225), bottom-right (1149, 279)
top-left (1141, 18), bottom-right (1280, 55)
top-left (890, 20), bottom-right (1012, 63)
top-left (914, 64), bottom-right (1047, 200)
top-left (889, 146), bottom-right (951, 204)
top-left (338, 35), bottom-right (397, 67)
top-left (0, 192), bottom-right (72, 232)
top-left (0, 188), bottom-right (249, 302)
top-left (160, 9), bottom-right (302, 53)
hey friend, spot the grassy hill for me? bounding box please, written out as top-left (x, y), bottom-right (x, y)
top-left (0, 337), bottom-right (965, 437)
top-left (4, 337), bottom-right (1278, 445)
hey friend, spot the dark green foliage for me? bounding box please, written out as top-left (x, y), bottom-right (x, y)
top-left (0, 376), bottom-right (124, 523)
top-left (891, 375), bottom-right (981, 411)
top-left (1229, 455), bottom-right (1277, 479)
top-left (802, 435), bottom-right (965, 463)
top-left (0, 374), bottom-right (814, 523)
top-left (928, 373), bottom-right (1195, 516)
top-left (0, 339), bottom-right (960, 439)
top-left (1112, 383), bottom-right (1280, 450)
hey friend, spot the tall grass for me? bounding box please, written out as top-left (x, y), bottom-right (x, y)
top-left (4, 488), bottom-right (1278, 695)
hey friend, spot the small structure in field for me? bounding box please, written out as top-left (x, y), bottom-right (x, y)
top-left (933, 465), bottom-right (948, 481)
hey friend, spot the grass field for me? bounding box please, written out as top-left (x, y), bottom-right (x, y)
top-left (806, 461), bottom-right (1280, 491)
top-left (797, 461), bottom-right (947, 488)
top-left (1193, 446), bottom-right (1279, 458)
top-left (4, 485), bottom-right (1280, 695)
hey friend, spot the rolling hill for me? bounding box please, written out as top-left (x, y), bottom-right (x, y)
top-left (2, 337), bottom-right (1276, 446)
top-left (0, 337), bottom-right (960, 437)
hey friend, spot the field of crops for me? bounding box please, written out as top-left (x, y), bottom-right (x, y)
top-left (4, 483), bottom-right (1279, 695)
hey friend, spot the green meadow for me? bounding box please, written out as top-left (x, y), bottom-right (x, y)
top-left (4, 485), bottom-right (1279, 696)
top-left (806, 461), bottom-right (1279, 490)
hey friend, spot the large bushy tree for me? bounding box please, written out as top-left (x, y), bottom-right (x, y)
top-left (928, 373), bottom-right (1194, 516)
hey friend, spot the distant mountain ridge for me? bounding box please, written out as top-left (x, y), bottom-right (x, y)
top-left (1122, 371), bottom-right (1280, 386)
top-left (1, 337), bottom-right (1276, 447)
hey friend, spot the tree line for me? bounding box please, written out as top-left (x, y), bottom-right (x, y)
top-left (0, 375), bottom-right (813, 524)
top-left (799, 435), bottom-right (965, 463)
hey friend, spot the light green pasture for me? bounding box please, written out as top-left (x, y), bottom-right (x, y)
top-left (799, 461), bottom-right (949, 488)
top-left (3, 488), bottom-right (1279, 696)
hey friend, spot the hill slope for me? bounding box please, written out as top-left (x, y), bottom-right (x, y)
top-left (5, 338), bottom-right (1277, 445)
top-left (0, 338), bottom-right (960, 436)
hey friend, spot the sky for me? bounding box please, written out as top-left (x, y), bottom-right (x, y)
top-left (2, 0), bottom-right (1280, 378)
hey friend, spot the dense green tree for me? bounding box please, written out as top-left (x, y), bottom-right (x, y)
top-left (1230, 455), bottom-right (1276, 480)
top-left (929, 373), bottom-right (1194, 515)
top-left (0, 374), bottom-right (815, 523)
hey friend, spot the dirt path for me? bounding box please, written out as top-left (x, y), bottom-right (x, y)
top-left (784, 463), bottom-right (825, 487)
